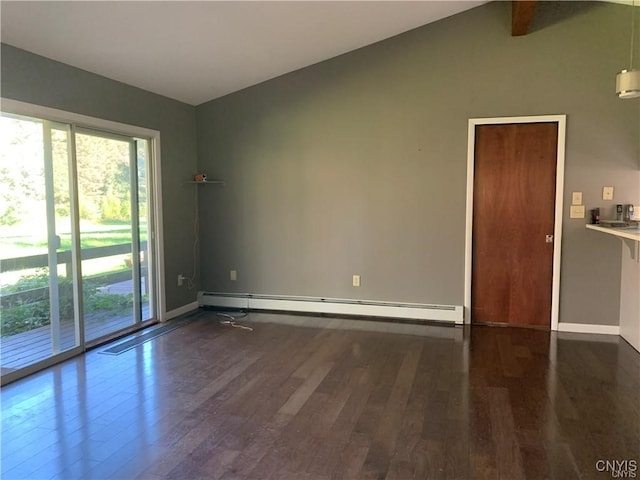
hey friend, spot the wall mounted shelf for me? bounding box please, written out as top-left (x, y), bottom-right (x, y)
top-left (586, 224), bottom-right (640, 261)
top-left (586, 224), bottom-right (640, 242)
top-left (586, 225), bottom-right (640, 263)
top-left (187, 180), bottom-right (226, 186)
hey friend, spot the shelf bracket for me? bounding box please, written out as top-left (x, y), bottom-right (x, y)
top-left (622, 238), bottom-right (639, 262)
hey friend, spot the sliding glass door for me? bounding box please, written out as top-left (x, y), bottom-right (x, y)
top-left (0, 110), bottom-right (157, 382)
top-left (0, 114), bottom-right (81, 374)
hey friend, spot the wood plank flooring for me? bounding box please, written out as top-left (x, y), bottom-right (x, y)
top-left (1, 311), bottom-right (638, 480)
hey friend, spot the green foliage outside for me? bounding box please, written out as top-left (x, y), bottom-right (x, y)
top-left (1, 116), bottom-right (148, 228)
top-left (1, 269), bottom-right (143, 338)
top-left (1, 221), bottom-right (145, 255)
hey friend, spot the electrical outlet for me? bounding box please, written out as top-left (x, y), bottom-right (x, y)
top-left (352, 275), bottom-right (361, 287)
top-left (603, 186), bottom-right (614, 200)
top-left (230, 270), bottom-right (237, 281)
top-left (177, 274), bottom-right (184, 287)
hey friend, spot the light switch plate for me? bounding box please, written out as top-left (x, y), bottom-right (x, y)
top-left (570, 205), bottom-right (585, 219)
top-left (572, 192), bottom-right (582, 205)
top-left (603, 186), bottom-right (614, 200)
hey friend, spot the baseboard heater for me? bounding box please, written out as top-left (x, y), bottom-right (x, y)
top-left (197, 292), bottom-right (463, 325)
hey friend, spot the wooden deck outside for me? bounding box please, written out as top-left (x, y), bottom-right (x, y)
top-left (1, 304), bottom-right (150, 372)
top-left (1, 243), bottom-right (150, 374)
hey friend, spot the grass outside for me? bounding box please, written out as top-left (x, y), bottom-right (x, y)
top-left (1, 218), bottom-right (149, 337)
top-left (1, 217), bottom-right (147, 283)
top-left (0, 218), bottom-right (147, 259)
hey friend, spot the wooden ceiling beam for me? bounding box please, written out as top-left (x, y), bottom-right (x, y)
top-left (512, 0), bottom-right (537, 36)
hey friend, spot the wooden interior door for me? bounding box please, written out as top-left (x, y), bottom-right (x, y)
top-left (472, 122), bottom-right (558, 327)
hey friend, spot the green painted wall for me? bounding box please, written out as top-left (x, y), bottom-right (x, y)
top-left (1, 43), bottom-right (199, 312)
top-left (196, 2), bottom-right (640, 325)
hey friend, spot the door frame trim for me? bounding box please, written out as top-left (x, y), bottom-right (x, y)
top-left (464, 115), bottom-right (567, 330)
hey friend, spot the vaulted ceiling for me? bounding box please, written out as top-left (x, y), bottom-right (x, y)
top-left (2, 1), bottom-right (635, 106)
top-left (1, 1), bottom-right (488, 105)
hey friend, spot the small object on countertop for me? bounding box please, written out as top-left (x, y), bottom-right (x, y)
top-left (623, 204), bottom-right (634, 222)
top-left (590, 208), bottom-right (600, 225)
top-left (616, 204), bottom-right (623, 221)
top-left (194, 173), bottom-right (207, 182)
top-left (599, 219), bottom-right (628, 228)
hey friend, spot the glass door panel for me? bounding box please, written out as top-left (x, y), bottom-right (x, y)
top-left (75, 130), bottom-right (148, 342)
top-left (47, 121), bottom-right (80, 353)
top-left (0, 114), bottom-right (80, 373)
top-left (76, 130), bottom-right (134, 341)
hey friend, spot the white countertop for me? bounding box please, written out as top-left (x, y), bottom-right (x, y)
top-left (586, 224), bottom-right (640, 242)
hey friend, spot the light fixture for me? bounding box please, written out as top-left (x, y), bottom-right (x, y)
top-left (616, 0), bottom-right (640, 98)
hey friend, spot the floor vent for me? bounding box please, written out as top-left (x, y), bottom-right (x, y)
top-left (99, 312), bottom-right (200, 355)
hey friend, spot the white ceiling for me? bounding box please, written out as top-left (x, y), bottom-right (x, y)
top-left (1, 1), bottom-right (488, 105)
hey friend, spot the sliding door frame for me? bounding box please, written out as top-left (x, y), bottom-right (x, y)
top-left (1, 98), bottom-right (166, 382)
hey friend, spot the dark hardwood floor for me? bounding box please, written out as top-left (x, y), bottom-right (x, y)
top-left (1, 311), bottom-right (638, 479)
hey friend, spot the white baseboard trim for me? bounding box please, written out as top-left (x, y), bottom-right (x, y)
top-left (165, 301), bottom-right (199, 321)
top-left (198, 292), bottom-right (463, 324)
top-left (557, 322), bottom-right (620, 335)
